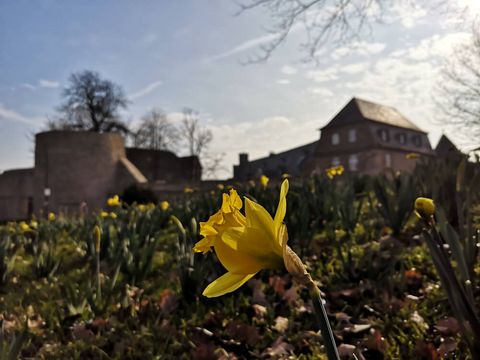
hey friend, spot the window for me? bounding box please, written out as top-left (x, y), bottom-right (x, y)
top-left (348, 129), bottom-right (357, 143)
top-left (349, 154), bottom-right (359, 171)
top-left (385, 153), bottom-right (392, 168)
top-left (412, 135), bottom-right (422, 147)
top-left (331, 133), bottom-right (340, 145)
top-left (396, 133), bottom-right (406, 144)
top-left (331, 157), bottom-right (340, 166)
top-left (378, 129), bottom-right (389, 142)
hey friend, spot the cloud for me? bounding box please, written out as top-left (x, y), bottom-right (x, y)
top-left (0, 104), bottom-right (42, 126)
top-left (141, 33), bottom-right (158, 45)
top-left (38, 79), bottom-right (60, 88)
top-left (205, 33), bottom-right (278, 62)
top-left (341, 62), bottom-right (370, 74)
top-left (281, 65), bottom-right (298, 75)
top-left (389, 3), bottom-right (427, 28)
top-left (276, 79), bottom-right (290, 85)
top-left (308, 87), bottom-right (334, 97)
top-left (305, 66), bottom-right (339, 83)
top-left (129, 80), bottom-right (163, 100)
top-left (207, 116), bottom-right (320, 178)
top-left (331, 41), bottom-right (386, 60)
top-left (20, 83), bottom-right (36, 90)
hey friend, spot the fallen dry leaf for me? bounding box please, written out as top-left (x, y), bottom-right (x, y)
top-left (273, 316), bottom-right (289, 333)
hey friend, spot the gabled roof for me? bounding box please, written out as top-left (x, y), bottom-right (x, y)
top-left (435, 135), bottom-right (461, 156)
top-left (322, 97), bottom-right (425, 133)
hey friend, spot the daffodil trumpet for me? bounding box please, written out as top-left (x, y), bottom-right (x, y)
top-left (194, 179), bottom-right (340, 360)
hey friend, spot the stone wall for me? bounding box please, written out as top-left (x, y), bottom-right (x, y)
top-left (33, 131), bottom-right (146, 216)
top-left (126, 148), bottom-right (201, 183)
top-left (0, 168), bottom-right (34, 221)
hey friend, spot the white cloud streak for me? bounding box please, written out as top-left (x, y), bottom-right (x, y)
top-left (0, 104), bottom-right (43, 126)
top-left (205, 33), bottom-right (278, 62)
top-left (38, 79), bottom-right (60, 88)
top-left (129, 80), bottom-right (163, 100)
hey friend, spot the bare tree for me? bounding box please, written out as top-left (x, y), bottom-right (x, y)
top-left (237, 0), bottom-right (452, 62)
top-left (202, 152), bottom-right (228, 179)
top-left (178, 108), bottom-right (227, 179)
top-left (179, 108), bottom-right (213, 157)
top-left (50, 70), bottom-right (129, 133)
top-left (435, 26), bottom-right (480, 142)
top-left (133, 108), bottom-right (179, 151)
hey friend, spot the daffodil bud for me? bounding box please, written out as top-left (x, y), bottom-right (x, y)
top-left (93, 225), bottom-right (102, 253)
top-left (160, 201), bottom-right (170, 211)
top-left (414, 197), bottom-right (435, 219)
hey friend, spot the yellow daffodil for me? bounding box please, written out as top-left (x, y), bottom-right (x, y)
top-left (110, 212), bottom-right (117, 219)
top-left (406, 153), bottom-right (420, 159)
top-left (137, 204), bottom-right (146, 212)
top-left (282, 173), bottom-right (290, 179)
top-left (48, 212), bottom-right (56, 221)
top-left (160, 201), bottom-right (170, 211)
top-left (100, 211), bottom-right (109, 218)
top-left (414, 197), bottom-right (435, 218)
top-left (194, 180), bottom-right (289, 297)
top-left (326, 165), bottom-right (344, 179)
top-left (30, 220), bottom-right (38, 229)
top-left (107, 195), bottom-right (120, 207)
top-left (260, 175), bottom-right (269, 188)
top-left (19, 221), bottom-right (31, 233)
top-left (184, 187), bottom-right (194, 193)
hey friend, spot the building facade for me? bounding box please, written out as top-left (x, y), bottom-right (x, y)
top-left (233, 98), bottom-right (437, 179)
top-left (303, 98), bottom-right (435, 175)
top-left (233, 141), bottom-right (317, 180)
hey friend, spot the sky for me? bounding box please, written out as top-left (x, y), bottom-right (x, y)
top-left (0, 0), bottom-right (478, 179)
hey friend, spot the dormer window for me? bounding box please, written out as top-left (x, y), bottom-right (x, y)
top-left (412, 135), bottom-right (422, 147)
top-left (348, 129), bottom-right (357, 143)
top-left (331, 133), bottom-right (340, 145)
top-left (396, 133), bottom-right (406, 144)
top-left (378, 129), bottom-right (389, 142)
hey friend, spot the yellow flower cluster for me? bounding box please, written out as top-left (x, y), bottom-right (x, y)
top-left (260, 175), bottom-right (269, 188)
top-left (107, 195), bottom-right (121, 207)
top-left (326, 165), bottom-right (344, 179)
top-left (100, 211), bottom-right (117, 219)
top-left (406, 153), bottom-right (420, 159)
top-left (194, 180), bottom-right (290, 297)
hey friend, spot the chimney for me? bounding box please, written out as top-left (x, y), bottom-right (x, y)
top-left (239, 153), bottom-right (248, 165)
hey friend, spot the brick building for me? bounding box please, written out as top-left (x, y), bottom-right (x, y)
top-left (303, 97), bottom-right (435, 175)
top-left (234, 97), bottom-right (438, 179)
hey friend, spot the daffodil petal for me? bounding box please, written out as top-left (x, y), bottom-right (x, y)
top-left (244, 198), bottom-right (276, 238)
top-left (229, 189), bottom-right (243, 210)
top-left (199, 223), bottom-right (217, 237)
top-left (274, 179), bottom-right (289, 232)
top-left (193, 236), bottom-right (215, 253)
top-left (215, 230), bottom-right (264, 273)
top-left (203, 272), bottom-right (257, 298)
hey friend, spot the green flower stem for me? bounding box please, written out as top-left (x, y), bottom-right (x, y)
top-left (96, 248), bottom-right (101, 302)
top-left (308, 283), bottom-right (340, 360)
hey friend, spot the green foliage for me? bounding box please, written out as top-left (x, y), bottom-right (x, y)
top-left (0, 157), bottom-right (478, 358)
